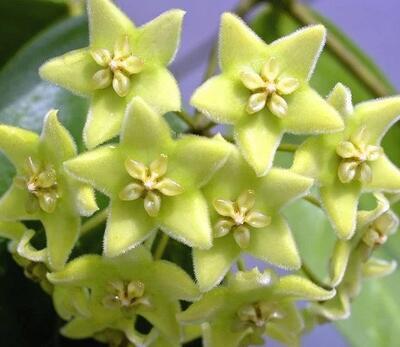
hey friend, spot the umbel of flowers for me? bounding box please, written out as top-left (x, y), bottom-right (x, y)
top-left (0, 0), bottom-right (399, 346)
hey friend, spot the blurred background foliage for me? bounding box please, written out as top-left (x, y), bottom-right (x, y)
top-left (0, 0), bottom-right (398, 346)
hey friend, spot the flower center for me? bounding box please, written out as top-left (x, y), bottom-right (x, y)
top-left (336, 128), bottom-right (382, 184)
top-left (240, 57), bottom-right (299, 117)
top-left (91, 35), bottom-right (144, 97)
top-left (235, 301), bottom-right (283, 331)
top-left (102, 280), bottom-right (151, 311)
top-left (15, 157), bottom-right (59, 214)
top-left (119, 154), bottom-right (184, 217)
top-left (213, 190), bottom-right (271, 249)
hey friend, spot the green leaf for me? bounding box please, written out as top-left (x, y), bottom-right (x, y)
top-left (0, 16), bottom-right (89, 195)
top-left (0, 0), bottom-right (69, 68)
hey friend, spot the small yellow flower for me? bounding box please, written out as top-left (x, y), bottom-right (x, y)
top-left (235, 301), bottom-right (283, 330)
top-left (336, 127), bottom-right (382, 184)
top-left (91, 36), bottom-right (144, 97)
top-left (15, 157), bottom-right (59, 214)
top-left (213, 190), bottom-right (271, 248)
top-left (119, 154), bottom-right (184, 217)
top-left (240, 57), bottom-right (299, 117)
top-left (102, 279), bottom-right (151, 311)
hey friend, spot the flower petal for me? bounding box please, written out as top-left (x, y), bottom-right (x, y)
top-left (219, 13), bottom-right (267, 73)
top-left (159, 191), bottom-right (212, 249)
top-left (291, 136), bottom-right (339, 183)
top-left (366, 154), bottom-right (400, 192)
top-left (39, 49), bottom-right (97, 97)
top-left (42, 205), bottom-right (80, 270)
top-left (41, 110), bottom-right (77, 164)
top-left (329, 240), bottom-right (352, 287)
top-left (0, 125), bottom-right (39, 170)
top-left (269, 25), bottom-right (326, 81)
top-left (202, 321), bottom-right (250, 347)
top-left (87, 0), bottom-right (135, 49)
top-left (352, 96), bottom-right (400, 144)
top-left (320, 180), bottom-right (361, 239)
top-left (61, 317), bottom-right (105, 339)
top-left (75, 184), bottom-right (99, 217)
top-left (282, 87), bottom-right (344, 134)
top-left (135, 9), bottom-right (185, 65)
top-left (152, 261), bottom-right (200, 301)
top-left (103, 199), bottom-right (156, 257)
top-left (276, 275), bottom-right (336, 301)
top-left (64, 145), bottom-right (125, 197)
top-left (258, 168), bottom-right (313, 211)
top-left (234, 112), bottom-right (283, 176)
top-left (130, 68), bottom-right (181, 115)
top-left (191, 75), bottom-right (248, 124)
top-left (0, 221), bottom-right (26, 241)
top-left (84, 89), bottom-right (126, 149)
top-left (247, 215), bottom-right (301, 270)
top-left (169, 134), bottom-right (232, 189)
top-left (137, 296), bottom-right (181, 345)
top-left (120, 97), bottom-right (173, 155)
top-left (177, 288), bottom-right (226, 324)
top-left (193, 236), bottom-right (240, 292)
top-left (326, 83), bottom-right (353, 117)
top-left (0, 184), bottom-right (36, 220)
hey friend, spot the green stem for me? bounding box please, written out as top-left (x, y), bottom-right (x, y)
top-left (81, 208), bottom-right (108, 235)
top-left (154, 233), bottom-right (170, 260)
top-left (277, 143), bottom-right (298, 152)
top-left (176, 110), bottom-right (197, 130)
top-left (303, 194), bottom-right (322, 208)
top-left (284, 0), bottom-right (392, 97)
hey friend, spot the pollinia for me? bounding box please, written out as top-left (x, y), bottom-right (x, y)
top-left (1, 0), bottom-right (399, 346)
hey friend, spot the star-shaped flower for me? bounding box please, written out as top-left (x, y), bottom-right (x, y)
top-left (64, 97), bottom-right (232, 257)
top-left (292, 83), bottom-right (400, 239)
top-left (48, 247), bottom-right (199, 345)
top-left (40, 0), bottom-right (184, 149)
top-left (0, 221), bottom-right (53, 293)
top-left (194, 143), bottom-right (313, 291)
top-left (191, 13), bottom-right (344, 176)
top-left (311, 194), bottom-right (398, 321)
top-left (0, 110), bottom-right (98, 269)
top-left (178, 268), bottom-right (335, 347)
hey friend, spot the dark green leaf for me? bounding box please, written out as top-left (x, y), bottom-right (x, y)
top-left (0, 0), bottom-right (69, 68)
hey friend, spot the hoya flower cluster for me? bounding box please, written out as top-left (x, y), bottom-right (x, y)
top-left (0, 0), bottom-right (399, 346)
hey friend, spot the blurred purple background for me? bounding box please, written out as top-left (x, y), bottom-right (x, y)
top-left (115, 0), bottom-right (399, 346)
